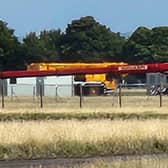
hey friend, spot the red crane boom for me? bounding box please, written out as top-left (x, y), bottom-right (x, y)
top-left (0, 63), bottom-right (168, 79)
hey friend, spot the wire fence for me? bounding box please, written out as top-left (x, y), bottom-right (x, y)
top-left (0, 83), bottom-right (167, 109)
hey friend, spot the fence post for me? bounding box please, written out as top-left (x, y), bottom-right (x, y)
top-left (159, 91), bottom-right (162, 107)
top-left (119, 83), bottom-right (122, 108)
top-left (11, 86), bottom-right (13, 101)
top-left (1, 80), bottom-right (4, 108)
top-left (80, 84), bottom-right (83, 108)
top-left (55, 85), bottom-right (58, 101)
top-left (33, 86), bottom-right (36, 102)
top-left (71, 76), bottom-right (74, 96)
top-left (159, 84), bottom-right (163, 107)
top-left (40, 83), bottom-right (43, 108)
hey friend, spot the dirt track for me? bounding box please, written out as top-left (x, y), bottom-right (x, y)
top-left (0, 157), bottom-right (93, 168)
top-left (0, 154), bottom-right (168, 168)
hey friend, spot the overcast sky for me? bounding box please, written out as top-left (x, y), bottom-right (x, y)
top-left (0, 0), bottom-right (168, 36)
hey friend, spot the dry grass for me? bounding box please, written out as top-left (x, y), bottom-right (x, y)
top-left (0, 92), bottom-right (167, 160)
top-left (0, 119), bottom-right (168, 159)
top-left (0, 119), bottom-right (167, 144)
top-left (0, 95), bottom-right (168, 114)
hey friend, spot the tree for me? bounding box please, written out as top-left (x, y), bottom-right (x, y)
top-left (39, 29), bottom-right (61, 61)
top-left (23, 32), bottom-right (43, 63)
top-left (151, 27), bottom-right (168, 62)
top-left (123, 27), bottom-right (154, 64)
top-left (0, 20), bottom-right (24, 70)
top-left (123, 26), bottom-right (168, 64)
top-left (23, 30), bottom-right (62, 63)
top-left (60, 16), bottom-right (126, 62)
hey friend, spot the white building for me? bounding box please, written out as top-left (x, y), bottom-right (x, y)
top-left (7, 76), bottom-right (73, 97)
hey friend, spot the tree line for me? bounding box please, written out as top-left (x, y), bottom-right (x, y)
top-left (1, 16), bottom-right (168, 71)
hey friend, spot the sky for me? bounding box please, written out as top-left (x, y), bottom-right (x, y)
top-left (0, 0), bottom-right (168, 37)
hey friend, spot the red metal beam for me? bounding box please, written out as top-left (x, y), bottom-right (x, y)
top-left (1, 63), bottom-right (168, 79)
top-left (0, 66), bottom-right (114, 79)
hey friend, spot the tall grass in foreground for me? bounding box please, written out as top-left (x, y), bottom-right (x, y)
top-left (0, 120), bottom-right (168, 159)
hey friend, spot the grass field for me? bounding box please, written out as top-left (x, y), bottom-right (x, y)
top-left (0, 94), bottom-right (167, 161)
top-left (0, 119), bottom-right (168, 159)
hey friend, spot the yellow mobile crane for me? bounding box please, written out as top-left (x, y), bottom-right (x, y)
top-left (27, 62), bottom-right (127, 96)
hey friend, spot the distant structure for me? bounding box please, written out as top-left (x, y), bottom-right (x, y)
top-left (6, 76), bottom-right (73, 97)
top-left (146, 73), bottom-right (168, 95)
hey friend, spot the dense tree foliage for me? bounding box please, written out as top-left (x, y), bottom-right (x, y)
top-left (60, 16), bottom-right (126, 62)
top-left (0, 21), bottom-right (24, 70)
top-left (23, 29), bottom-right (61, 63)
top-left (39, 30), bottom-right (61, 61)
top-left (123, 26), bottom-right (168, 63)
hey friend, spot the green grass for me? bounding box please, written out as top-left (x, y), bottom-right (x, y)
top-left (0, 138), bottom-right (168, 160)
top-left (0, 111), bottom-right (168, 121)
